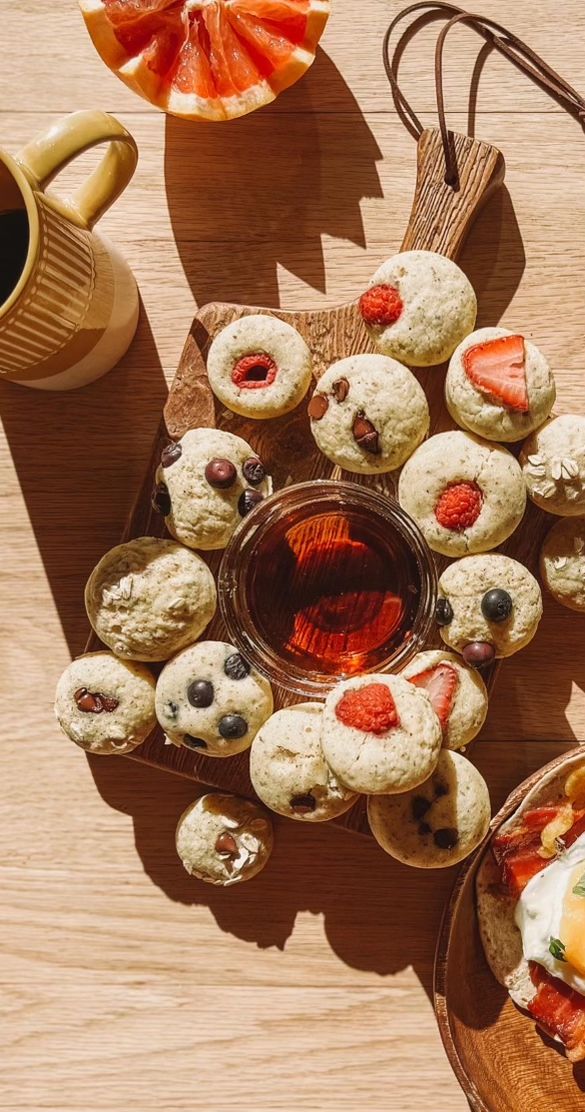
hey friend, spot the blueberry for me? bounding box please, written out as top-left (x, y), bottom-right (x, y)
top-left (434, 827), bottom-right (459, 850)
top-left (435, 597), bottom-right (453, 626)
top-left (218, 714), bottom-right (248, 740)
top-left (224, 653), bottom-right (251, 681)
top-left (242, 458), bottom-right (266, 486)
top-left (238, 489), bottom-right (264, 517)
top-left (462, 641), bottom-right (496, 669)
top-left (187, 680), bottom-right (214, 708)
top-left (183, 735), bottom-right (207, 750)
top-left (481, 588), bottom-right (513, 623)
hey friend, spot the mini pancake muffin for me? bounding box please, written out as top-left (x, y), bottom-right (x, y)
top-left (206, 314), bottom-right (312, 419)
top-left (446, 327), bottom-right (556, 442)
top-left (85, 537), bottom-right (217, 662)
top-left (520, 415), bottom-right (585, 516)
top-left (321, 674), bottom-right (442, 796)
top-left (308, 353), bottom-right (429, 474)
top-left (359, 250), bottom-right (477, 367)
top-left (154, 427), bottom-right (272, 550)
top-left (55, 651), bottom-right (156, 755)
top-left (155, 640), bottom-right (273, 757)
top-left (249, 703), bottom-right (358, 822)
top-left (398, 430), bottom-right (526, 557)
top-left (400, 649), bottom-right (488, 751)
top-left (540, 517), bottom-right (585, 612)
top-left (176, 793), bottom-right (273, 887)
top-left (367, 750), bottom-right (491, 868)
top-left (436, 554), bottom-right (543, 666)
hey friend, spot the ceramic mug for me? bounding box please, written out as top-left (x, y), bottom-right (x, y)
top-left (0, 110), bottom-right (139, 390)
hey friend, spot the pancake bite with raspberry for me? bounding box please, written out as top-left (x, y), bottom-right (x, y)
top-left (308, 353), bottom-right (429, 474)
top-left (359, 250), bottom-right (477, 367)
top-left (397, 430), bottom-right (526, 556)
top-left (206, 314), bottom-right (312, 419)
top-left (436, 554), bottom-right (543, 665)
top-left (154, 427), bottom-right (272, 550)
top-left (321, 674), bottom-right (442, 795)
top-left (446, 327), bottom-right (556, 442)
top-left (401, 649), bottom-right (488, 751)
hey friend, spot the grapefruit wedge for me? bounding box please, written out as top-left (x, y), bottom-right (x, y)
top-left (80, 0), bottom-right (330, 120)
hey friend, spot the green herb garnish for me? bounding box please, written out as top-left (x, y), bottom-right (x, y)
top-left (549, 937), bottom-right (567, 962)
top-left (572, 871), bottom-right (585, 898)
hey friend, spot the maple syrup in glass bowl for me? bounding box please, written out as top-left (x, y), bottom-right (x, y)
top-left (218, 480), bottom-right (437, 697)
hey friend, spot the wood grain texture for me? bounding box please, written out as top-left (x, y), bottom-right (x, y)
top-left (435, 747), bottom-right (585, 1112)
top-left (2, 2), bottom-right (585, 1109)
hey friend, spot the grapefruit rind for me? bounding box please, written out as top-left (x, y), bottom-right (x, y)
top-left (79, 0), bottom-right (330, 121)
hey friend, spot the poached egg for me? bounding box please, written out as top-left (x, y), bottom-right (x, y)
top-left (515, 831), bottom-right (585, 994)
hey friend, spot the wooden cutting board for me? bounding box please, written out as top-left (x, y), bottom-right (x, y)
top-left (87, 128), bottom-right (551, 836)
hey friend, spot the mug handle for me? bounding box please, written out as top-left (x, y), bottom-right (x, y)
top-left (15, 110), bottom-right (138, 230)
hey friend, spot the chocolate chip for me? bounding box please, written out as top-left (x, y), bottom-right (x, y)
top-left (215, 832), bottom-right (238, 857)
top-left (187, 680), bottom-right (214, 708)
top-left (218, 714), bottom-right (248, 740)
top-left (205, 458), bottom-right (237, 489)
top-left (183, 735), bottom-right (208, 750)
top-left (165, 701), bottom-right (179, 720)
top-left (331, 377), bottom-right (350, 403)
top-left (151, 482), bottom-right (171, 516)
top-left (352, 413), bottom-right (380, 454)
top-left (242, 458), bottom-right (266, 486)
top-left (290, 793), bottom-right (317, 815)
top-left (224, 653), bottom-right (251, 680)
top-left (161, 441), bottom-right (182, 468)
top-left (74, 688), bottom-right (119, 714)
top-left (308, 393), bottom-right (328, 421)
top-left (418, 822), bottom-right (432, 836)
top-left (238, 489), bottom-right (264, 517)
top-left (434, 827), bottom-right (459, 850)
top-left (411, 795), bottom-right (431, 821)
top-left (434, 780), bottom-right (448, 799)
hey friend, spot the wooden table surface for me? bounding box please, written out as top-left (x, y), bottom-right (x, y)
top-left (2, 2), bottom-right (585, 1109)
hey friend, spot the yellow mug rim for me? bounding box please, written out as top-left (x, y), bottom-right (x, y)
top-left (0, 150), bottom-right (41, 319)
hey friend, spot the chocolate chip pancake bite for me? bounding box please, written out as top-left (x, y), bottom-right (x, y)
top-left (359, 250), bottom-right (477, 367)
top-left (436, 554), bottom-right (543, 666)
top-left (155, 640), bottom-right (274, 757)
top-left (520, 414), bottom-right (585, 516)
top-left (206, 314), bottom-right (312, 419)
top-left (176, 793), bottom-right (273, 887)
top-left (445, 327), bottom-right (556, 442)
top-left (400, 649), bottom-right (488, 751)
top-left (85, 537), bottom-right (217, 662)
top-left (540, 517), bottom-right (585, 612)
top-left (154, 427), bottom-right (272, 550)
top-left (308, 353), bottom-right (429, 474)
top-left (367, 750), bottom-right (491, 868)
top-left (55, 652), bottom-right (156, 756)
top-left (249, 703), bottom-right (358, 822)
top-left (321, 675), bottom-right (442, 796)
top-left (398, 430), bottom-right (526, 556)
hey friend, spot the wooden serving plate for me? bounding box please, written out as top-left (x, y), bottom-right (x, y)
top-left (434, 747), bottom-right (585, 1112)
top-left (87, 127), bottom-right (551, 835)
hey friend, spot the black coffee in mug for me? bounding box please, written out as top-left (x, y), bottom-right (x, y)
top-left (0, 209), bottom-right (29, 307)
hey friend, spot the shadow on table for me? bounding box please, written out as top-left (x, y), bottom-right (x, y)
top-left (89, 733), bottom-right (579, 1011)
top-left (164, 49), bottom-right (384, 309)
top-left (0, 302), bottom-right (167, 657)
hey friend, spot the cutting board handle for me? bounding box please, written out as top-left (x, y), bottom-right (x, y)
top-left (401, 128), bottom-right (506, 260)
